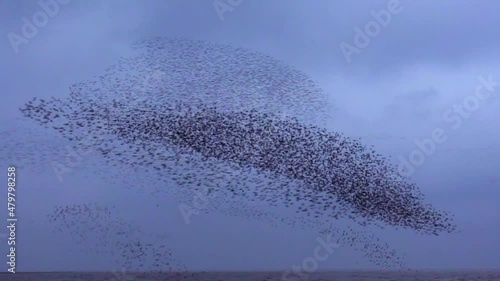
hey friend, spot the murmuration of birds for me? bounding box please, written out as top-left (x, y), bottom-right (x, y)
top-left (11, 37), bottom-right (457, 269)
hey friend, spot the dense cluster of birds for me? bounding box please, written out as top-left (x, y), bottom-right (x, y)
top-left (19, 90), bottom-right (457, 234)
top-left (3, 37), bottom-right (458, 270)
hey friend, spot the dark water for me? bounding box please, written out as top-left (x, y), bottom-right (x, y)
top-left (2, 271), bottom-right (499, 281)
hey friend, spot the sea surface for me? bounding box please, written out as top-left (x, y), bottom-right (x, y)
top-left (1, 270), bottom-right (499, 281)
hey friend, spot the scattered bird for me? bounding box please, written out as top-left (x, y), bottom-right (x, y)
top-left (4, 37), bottom-right (458, 270)
top-left (47, 202), bottom-right (200, 279)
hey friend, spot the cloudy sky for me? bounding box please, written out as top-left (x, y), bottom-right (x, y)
top-left (0, 0), bottom-right (499, 272)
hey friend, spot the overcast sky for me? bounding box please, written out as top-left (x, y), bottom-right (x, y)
top-left (0, 0), bottom-right (499, 272)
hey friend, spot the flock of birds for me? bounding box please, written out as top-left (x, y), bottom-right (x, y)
top-left (3, 37), bottom-right (458, 272)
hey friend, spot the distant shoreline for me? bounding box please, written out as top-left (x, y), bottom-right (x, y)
top-left (2, 270), bottom-right (499, 281)
top-left (4, 269), bottom-right (500, 273)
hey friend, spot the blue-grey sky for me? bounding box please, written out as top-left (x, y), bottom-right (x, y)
top-left (0, 0), bottom-right (499, 272)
